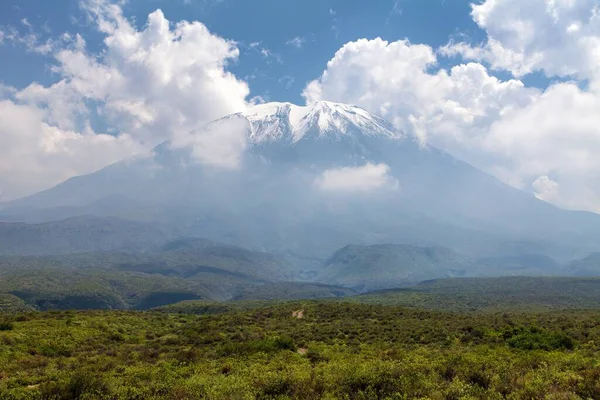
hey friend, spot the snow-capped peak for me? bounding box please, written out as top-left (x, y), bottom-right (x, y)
top-left (239, 101), bottom-right (402, 144)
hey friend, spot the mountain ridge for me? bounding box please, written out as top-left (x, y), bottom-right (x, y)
top-left (2, 101), bottom-right (600, 263)
top-left (239, 101), bottom-right (404, 144)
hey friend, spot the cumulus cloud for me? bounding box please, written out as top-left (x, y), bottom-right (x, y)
top-left (171, 116), bottom-right (249, 169)
top-left (0, 0), bottom-right (249, 200)
top-left (532, 175), bottom-right (560, 203)
top-left (314, 163), bottom-right (399, 193)
top-left (303, 0), bottom-right (600, 213)
top-left (303, 38), bottom-right (537, 149)
top-left (441, 0), bottom-right (600, 85)
top-left (0, 99), bottom-right (145, 201)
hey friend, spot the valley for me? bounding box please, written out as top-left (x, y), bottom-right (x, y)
top-left (2, 102), bottom-right (600, 399)
top-left (0, 216), bottom-right (599, 313)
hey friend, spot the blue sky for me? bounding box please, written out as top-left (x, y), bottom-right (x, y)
top-left (0, 0), bottom-right (486, 103)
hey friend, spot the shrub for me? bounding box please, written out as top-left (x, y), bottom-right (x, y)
top-left (506, 329), bottom-right (575, 351)
top-left (256, 376), bottom-right (293, 399)
top-left (0, 320), bottom-right (14, 331)
top-left (40, 371), bottom-right (111, 399)
top-left (216, 335), bottom-right (296, 357)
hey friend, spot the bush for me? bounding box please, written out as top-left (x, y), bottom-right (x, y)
top-left (216, 335), bottom-right (296, 356)
top-left (40, 370), bottom-right (111, 399)
top-left (0, 320), bottom-right (14, 331)
top-left (256, 375), bottom-right (293, 399)
top-left (505, 328), bottom-right (575, 351)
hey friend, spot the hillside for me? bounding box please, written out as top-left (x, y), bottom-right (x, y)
top-left (474, 254), bottom-right (562, 275)
top-left (0, 237), bottom-right (303, 311)
top-left (317, 244), bottom-right (473, 291)
top-left (564, 253), bottom-right (600, 276)
top-left (355, 277), bottom-right (600, 312)
top-left (0, 266), bottom-right (213, 311)
top-left (231, 282), bottom-right (356, 301)
top-left (3, 101), bottom-right (600, 262)
top-left (0, 216), bottom-right (178, 255)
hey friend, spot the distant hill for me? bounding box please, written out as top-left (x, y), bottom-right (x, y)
top-left (231, 282), bottom-right (356, 301)
top-left (0, 237), bottom-right (303, 311)
top-left (0, 293), bottom-right (34, 313)
top-left (4, 101), bottom-right (600, 263)
top-left (564, 253), bottom-right (600, 276)
top-left (355, 276), bottom-right (600, 312)
top-left (0, 266), bottom-right (211, 311)
top-left (317, 244), bottom-right (472, 291)
top-left (0, 216), bottom-right (178, 256)
top-left (475, 254), bottom-right (562, 276)
top-left (117, 237), bottom-right (299, 282)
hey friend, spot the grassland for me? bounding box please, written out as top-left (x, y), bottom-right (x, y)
top-left (352, 277), bottom-right (600, 312)
top-left (2, 300), bottom-right (600, 399)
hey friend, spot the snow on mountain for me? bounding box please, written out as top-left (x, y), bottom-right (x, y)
top-left (239, 101), bottom-right (403, 144)
top-left (5, 101), bottom-right (600, 264)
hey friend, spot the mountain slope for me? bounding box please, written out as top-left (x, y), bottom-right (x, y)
top-left (0, 237), bottom-right (301, 310)
top-left (355, 277), bottom-right (600, 312)
top-left (0, 216), bottom-right (178, 256)
top-left (317, 244), bottom-right (473, 291)
top-left (3, 101), bottom-right (600, 262)
top-left (118, 237), bottom-right (298, 282)
top-left (476, 254), bottom-right (562, 276)
top-left (564, 253), bottom-right (600, 276)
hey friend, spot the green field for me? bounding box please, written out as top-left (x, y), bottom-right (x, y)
top-left (4, 271), bottom-right (600, 398)
top-left (351, 277), bottom-right (600, 313)
top-left (2, 300), bottom-right (600, 399)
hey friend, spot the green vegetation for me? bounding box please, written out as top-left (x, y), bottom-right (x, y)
top-left (0, 216), bottom-right (177, 256)
top-left (2, 301), bottom-right (600, 398)
top-left (0, 266), bottom-right (212, 312)
top-left (0, 266), bottom-right (358, 313)
top-left (319, 244), bottom-right (472, 290)
top-left (353, 277), bottom-right (600, 312)
top-left (0, 238), bottom-right (325, 311)
top-left (231, 282), bottom-right (356, 301)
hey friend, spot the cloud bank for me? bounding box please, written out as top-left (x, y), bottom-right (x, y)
top-left (304, 0), bottom-right (600, 212)
top-left (3, 0), bottom-right (600, 215)
top-left (0, 0), bottom-right (249, 200)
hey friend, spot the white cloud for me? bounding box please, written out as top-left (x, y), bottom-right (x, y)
top-left (0, 24), bottom-right (57, 54)
top-left (171, 115), bottom-right (249, 169)
top-left (304, 32), bottom-right (600, 212)
top-left (0, 99), bottom-right (145, 201)
top-left (441, 0), bottom-right (600, 85)
top-left (532, 175), bottom-right (559, 203)
top-left (315, 163), bottom-right (398, 193)
top-left (259, 47), bottom-right (283, 64)
top-left (303, 38), bottom-right (536, 145)
top-left (286, 36), bottom-right (305, 48)
top-left (0, 0), bottom-right (249, 200)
